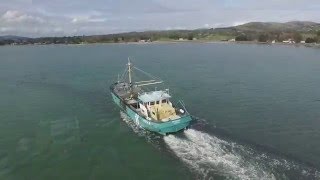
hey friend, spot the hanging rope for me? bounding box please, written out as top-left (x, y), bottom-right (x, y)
top-left (120, 66), bottom-right (128, 82)
top-left (133, 66), bottom-right (162, 82)
top-left (116, 61), bottom-right (165, 93)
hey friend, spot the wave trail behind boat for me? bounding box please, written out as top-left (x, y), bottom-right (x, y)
top-left (120, 112), bottom-right (320, 179)
top-left (164, 129), bottom-right (276, 179)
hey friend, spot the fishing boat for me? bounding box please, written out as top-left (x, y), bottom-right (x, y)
top-left (110, 59), bottom-right (193, 135)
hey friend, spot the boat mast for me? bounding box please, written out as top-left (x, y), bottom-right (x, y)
top-left (127, 57), bottom-right (132, 85)
top-left (126, 57), bottom-right (163, 87)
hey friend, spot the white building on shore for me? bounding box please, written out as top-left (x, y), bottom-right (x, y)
top-left (283, 39), bottom-right (295, 44)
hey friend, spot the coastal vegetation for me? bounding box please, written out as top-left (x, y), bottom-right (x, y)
top-left (1, 21), bottom-right (320, 46)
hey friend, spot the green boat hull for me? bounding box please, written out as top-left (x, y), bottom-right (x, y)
top-left (111, 92), bottom-right (192, 135)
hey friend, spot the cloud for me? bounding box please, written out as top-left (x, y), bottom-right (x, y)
top-left (71, 16), bottom-right (107, 24)
top-left (165, 26), bottom-right (187, 30)
top-left (232, 21), bottom-right (250, 26)
top-left (1, 10), bottom-right (44, 23)
top-left (0, 0), bottom-right (320, 37)
top-left (0, 27), bottom-right (13, 33)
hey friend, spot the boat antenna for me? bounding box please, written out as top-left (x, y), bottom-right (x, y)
top-left (127, 57), bottom-right (132, 86)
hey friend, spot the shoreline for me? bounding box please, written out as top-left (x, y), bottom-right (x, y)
top-left (1, 40), bottom-right (319, 49)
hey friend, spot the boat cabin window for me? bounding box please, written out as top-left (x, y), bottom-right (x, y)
top-left (162, 99), bottom-right (167, 104)
top-left (150, 102), bottom-right (155, 105)
top-left (131, 103), bottom-right (139, 109)
top-left (156, 101), bottom-right (159, 104)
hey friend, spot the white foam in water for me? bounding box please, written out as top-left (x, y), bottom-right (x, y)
top-left (120, 111), bottom-right (143, 135)
top-left (164, 129), bottom-right (276, 180)
top-left (120, 111), bottom-right (163, 149)
top-left (120, 111), bottom-right (158, 142)
top-left (120, 112), bottom-right (320, 179)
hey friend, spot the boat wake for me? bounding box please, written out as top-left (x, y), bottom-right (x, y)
top-left (119, 112), bottom-right (320, 179)
top-left (164, 129), bottom-right (275, 179)
top-left (164, 129), bottom-right (320, 180)
top-left (120, 111), bottom-right (162, 147)
top-left (120, 111), bottom-right (144, 135)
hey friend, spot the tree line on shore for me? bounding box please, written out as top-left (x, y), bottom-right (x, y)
top-left (0, 30), bottom-right (202, 45)
top-left (1, 21), bottom-right (320, 45)
top-left (236, 31), bottom-right (320, 43)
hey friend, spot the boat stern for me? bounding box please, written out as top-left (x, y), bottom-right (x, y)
top-left (156, 115), bottom-right (193, 135)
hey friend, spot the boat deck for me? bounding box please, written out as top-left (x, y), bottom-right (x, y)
top-left (161, 115), bottom-right (181, 122)
top-left (113, 82), bottom-right (142, 99)
top-left (113, 82), bottom-right (186, 123)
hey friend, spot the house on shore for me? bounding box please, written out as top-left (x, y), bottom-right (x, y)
top-left (283, 39), bottom-right (295, 44)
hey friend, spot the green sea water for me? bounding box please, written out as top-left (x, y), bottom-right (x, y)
top-left (0, 43), bottom-right (320, 179)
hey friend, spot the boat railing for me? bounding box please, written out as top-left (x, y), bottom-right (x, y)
top-left (173, 100), bottom-right (189, 115)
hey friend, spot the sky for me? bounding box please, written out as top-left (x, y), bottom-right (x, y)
top-left (0, 0), bottom-right (319, 37)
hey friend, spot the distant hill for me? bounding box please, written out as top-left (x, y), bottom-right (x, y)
top-left (230, 21), bottom-right (320, 33)
top-left (0, 35), bottom-right (32, 45)
top-left (0, 35), bottom-right (31, 41)
top-left (1, 21), bottom-right (320, 45)
top-left (212, 21), bottom-right (320, 42)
